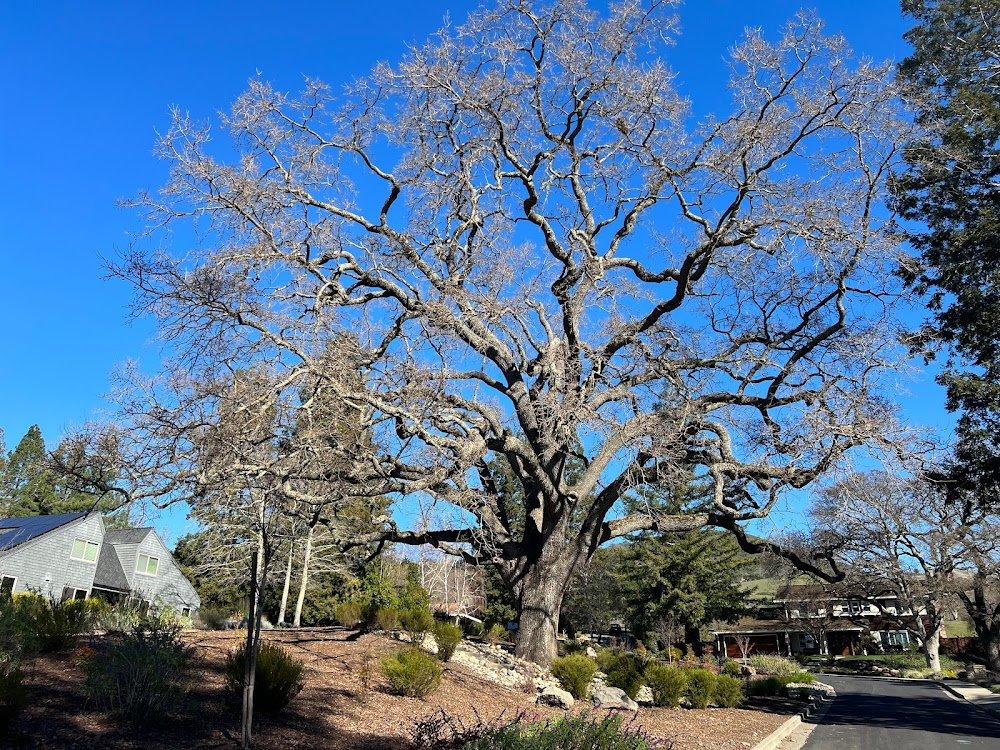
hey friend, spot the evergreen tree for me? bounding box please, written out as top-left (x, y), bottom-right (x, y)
top-left (615, 530), bottom-right (754, 646)
top-left (1, 426), bottom-right (60, 516)
top-left (0, 426), bottom-right (120, 517)
top-left (894, 0), bottom-right (1000, 483)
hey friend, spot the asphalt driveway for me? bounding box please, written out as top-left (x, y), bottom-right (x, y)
top-left (801, 674), bottom-right (1000, 750)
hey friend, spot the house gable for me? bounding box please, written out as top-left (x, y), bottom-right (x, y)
top-left (126, 530), bottom-right (201, 612)
top-left (0, 513), bottom-right (105, 599)
top-left (0, 515), bottom-right (200, 614)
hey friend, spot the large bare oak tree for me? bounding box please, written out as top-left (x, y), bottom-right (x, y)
top-left (110, 0), bottom-right (909, 665)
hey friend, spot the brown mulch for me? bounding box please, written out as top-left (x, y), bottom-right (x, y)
top-left (0, 628), bottom-right (798, 750)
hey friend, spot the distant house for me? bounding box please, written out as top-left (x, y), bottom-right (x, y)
top-left (0, 512), bottom-right (200, 617)
top-left (711, 583), bottom-right (934, 658)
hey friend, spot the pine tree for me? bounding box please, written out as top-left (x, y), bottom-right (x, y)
top-left (0, 426), bottom-right (118, 517)
top-left (894, 0), bottom-right (1000, 481)
top-left (0, 426), bottom-right (60, 516)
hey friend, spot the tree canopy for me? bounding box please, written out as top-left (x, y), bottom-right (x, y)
top-left (90, 0), bottom-right (911, 665)
top-left (0, 425), bottom-right (120, 518)
top-left (894, 0), bottom-right (1000, 483)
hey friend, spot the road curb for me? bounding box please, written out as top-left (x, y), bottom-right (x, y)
top-left (935, 680), bottom-right (1000, 719)
top-left (750, 693), bottom-right (835, 750)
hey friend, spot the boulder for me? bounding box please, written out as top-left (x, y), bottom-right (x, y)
top-left (537, 686), bottom-right (575, 709)
top-left (586, 646), bottom-right (599, 659)
top-left (636, 685), bottom-right (654, 706)
top-left (591, 686), bottom-right (639, 712)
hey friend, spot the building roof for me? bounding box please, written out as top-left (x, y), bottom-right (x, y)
top-left (104, 528), bottom-right (153, 545)
top-left (93, 542), bottom-right (131, 592)
top-left (0, 512), bottom-right (86, 551)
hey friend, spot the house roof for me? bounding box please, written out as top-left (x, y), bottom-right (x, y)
top-left (93, 542), bottom-right (131, 592)
top-left (104, 528), bottom-right (152, 545)
top-left (0, 512), bottom-right (86, 551)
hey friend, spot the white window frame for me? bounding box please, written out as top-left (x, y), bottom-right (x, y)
top-left (0, 576), bottom-right (15, 597)
top-left (70, 538), bottom-right (100, 563)
top-left (136, 553), bottom-right (160, 577)
top-left (887, 630), bottom-right (910, 647)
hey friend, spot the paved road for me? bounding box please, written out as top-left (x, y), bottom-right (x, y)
top-left (801, 675), bottom-right (1000, 750)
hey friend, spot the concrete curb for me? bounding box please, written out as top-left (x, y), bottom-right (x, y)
top-left (935, 680), bottom-right (1000, 719)
top-left (750, 692), bottom-right (835, 750)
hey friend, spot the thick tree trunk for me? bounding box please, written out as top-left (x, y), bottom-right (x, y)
top-left (293, 526), bottom-right (313, 628)
top-left (277, 543), bottom-right (294, 626)
top-left (924, 624), bottom-right (942, 673)
top-left (985, 631), bottom-right (1000, 674)
top-left (511, 534), bottom-right (579, 668)
top-left (514, 576), bottom-right (564, 667)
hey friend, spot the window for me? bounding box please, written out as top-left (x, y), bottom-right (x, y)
top-left (61, 587), bottom-right (88, 602)
top-left (0, 576), bottom-right (15, 598)
top-left (136, 554), bottom-right (159, 576)
top-left (181, 607), bottom-right (191, 618)
top-left (887, 631), bottom-right (909, 647)
top-left (71, 538), bottom-right (100, 563)
top-left (848, 599), bottom-right (863, 615)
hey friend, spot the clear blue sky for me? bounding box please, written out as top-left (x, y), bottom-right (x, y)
top-left (0, 1), bottom-right (951, 543)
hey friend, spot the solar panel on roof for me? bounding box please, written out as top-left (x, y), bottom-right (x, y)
top-left (0, 513), bottom-right (86, 551)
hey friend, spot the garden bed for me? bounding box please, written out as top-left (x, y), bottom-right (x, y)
top-left (1, 628), bottom-right (799, 749)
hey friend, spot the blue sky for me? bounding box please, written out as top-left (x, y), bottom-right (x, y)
top-left (0, 1), bottom-right (950, 544)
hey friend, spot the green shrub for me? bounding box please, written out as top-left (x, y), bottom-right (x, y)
top-left (747, 676), bottom-right (785, 697)
top-left (460, 619), bottom-right (485, 638)
top-left (433, 623), bottom-right (463, 661)
top-left (485, 623), bottom-right (508, 644)
top-left (595, 647), bottom-right (626, 673)
top-left (91, 595), bottom-right (153, 635)
top-left (606, 654), bottom-right (647, 700)
top-left (561, 638), bottom-right (585, 655)
top-left (382, 647), bottom-right (441, 698)
top-left (400, 607), bottom-right (435, 646)
top-left (194, 607), bottom-right (231, 630)
top-left (721, 660), bottom-right (741, 677)
top-left (607, 667), bottom-right (646, 701)
top-left (0, 664), bottom-right (28, 728)
top-left (661, 645), bottom-right (682, 664)
top-left (459, 712), bottom-right (666, 750)
top-left (714, 674), bottom-right (744, 708)
top-left (373, 607), bottom-right (399, 632)
top-left (0, 595), bottom-right (37, 662)
top-left (685, 668), bottom-right (717, 709)
top-left (334, 601), bottom-right (363, 628)
top-left (645, 664), bottom-right (687, 708)
top-left (83, 621), bottom-right (191, 724)
top-left (551, 654), bottom-right (598, 700)
top-left (399, 567), bottom-right (432, 611)
top-left (747, 654), bottom-right (800, 676)
top-left (225, 641), bottom-right (305, 714)
top-left (30, 597), bottom-right (92, 652)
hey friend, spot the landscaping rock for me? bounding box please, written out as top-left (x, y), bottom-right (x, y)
top-left (592, 686), bottom-right (639, 712)
top-left (537, 686), bottom-right (575, 709)
top-left (636, 685), bottom-right (654, 706)
top-left (786, 680), bottom-right (836, 702)
top-left (586, 646), bottom-right (598, 659)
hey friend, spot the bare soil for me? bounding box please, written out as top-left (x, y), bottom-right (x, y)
top-left (0, 628), bottom-right (798, 750)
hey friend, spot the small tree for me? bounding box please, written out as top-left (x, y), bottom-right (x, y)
top-left (733, 634), bottom-right (753, 665)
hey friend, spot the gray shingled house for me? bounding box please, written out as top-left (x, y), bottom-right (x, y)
top-left (0, 512), bottom-right (200, 617)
